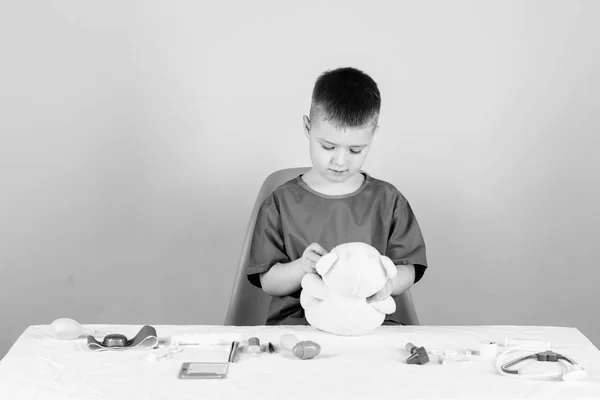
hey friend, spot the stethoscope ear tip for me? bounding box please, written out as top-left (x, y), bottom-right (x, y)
top-left (562, 366), bottom-right (587, 382)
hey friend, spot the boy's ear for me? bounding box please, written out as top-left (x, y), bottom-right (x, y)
top-left (372, 124), bottom-right (380, 135)
top-left (380, 256), bottom-right (397, 279)
top-left (303, 115), bottom-right (311, 139)
top-left (316, 253), bottom-right (338, 276)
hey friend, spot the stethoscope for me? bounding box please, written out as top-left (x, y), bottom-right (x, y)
top-left (496, 347), bottom-right (587, 381)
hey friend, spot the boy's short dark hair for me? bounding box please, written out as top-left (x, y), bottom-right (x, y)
top-left (310, 67), bottom-right (381, 128)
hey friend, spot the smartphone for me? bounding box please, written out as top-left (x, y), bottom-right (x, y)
top-left (178, 362), bottom-right (229, 379)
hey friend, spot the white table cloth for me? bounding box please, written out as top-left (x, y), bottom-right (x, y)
top-left (0, 324), bottom-right (599, 399)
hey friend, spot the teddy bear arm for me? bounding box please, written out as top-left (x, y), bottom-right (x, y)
top-left (300, 289), bottom-right (321, 310)
top-left (370, 296), bottom-right (396, 315)
top-left (301, 273), bottom-right (330, 300)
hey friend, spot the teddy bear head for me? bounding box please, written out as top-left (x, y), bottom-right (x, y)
top-left (315, 242), bottom-right (397, 298)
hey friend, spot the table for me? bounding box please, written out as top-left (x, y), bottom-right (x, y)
top-left (0, 324), bottom-right (599, 399)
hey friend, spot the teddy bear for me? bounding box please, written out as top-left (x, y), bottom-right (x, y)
top-left (299, 242), bottom-right (398, 336)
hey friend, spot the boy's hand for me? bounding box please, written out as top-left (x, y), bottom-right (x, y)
top-left (299, 243), bottom-right (328, 274)
top-left (367, 278), bottom-right (394, 304)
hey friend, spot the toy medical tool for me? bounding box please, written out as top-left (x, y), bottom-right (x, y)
top-left (504, 338), bottom-right (551, 350)
top-left (228, 341), bottom-right (240, 362)
top-left (50, 318), bottom-right (110, 340)
top-left (178, 362), bottom-right (229, 379)
top-left (292, 341), bottom-right (321, 360)
top-left (430, 349), bottom-right (472, 364)
top-left (102, 334), bottom-right (128, 347)
top-left (247, 337), bottom-right (261, 355)
top-left (405, 342), bottom-right (429, 365)
top-left (278, 334), bottom-right (321, 360)
top-left (145, 344), bottom-right (183, 362)
top-left (87, 325), bottom-right (158, 351)
top-left (171, 332), bottom-right (243, 346)
top-left (280, 334), bottom-right (300, 351)
top-left (496, 347), bottom-right (587, 381)
top-left (478, 340), bottom-right (498, 359)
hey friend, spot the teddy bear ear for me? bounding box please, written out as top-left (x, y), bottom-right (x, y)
top-left (316, 253), bottom-right (338, 275)
top-left (380, 256), bottom-right (397, 279)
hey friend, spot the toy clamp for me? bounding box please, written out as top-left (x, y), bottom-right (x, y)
top-left (405, 342), bottom-right (429, 365)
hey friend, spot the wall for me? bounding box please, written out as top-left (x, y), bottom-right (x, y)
top-left (1, 0), bottom-right (599, 359)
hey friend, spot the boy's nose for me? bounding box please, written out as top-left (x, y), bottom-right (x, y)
top-left (332, 149), bottom-right (347, 166)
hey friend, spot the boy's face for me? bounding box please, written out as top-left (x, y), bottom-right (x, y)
top-left (303, 115), bottom-right (378, 184)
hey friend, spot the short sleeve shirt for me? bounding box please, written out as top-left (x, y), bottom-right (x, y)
top-left (246, 172), bottom-right (428, 325)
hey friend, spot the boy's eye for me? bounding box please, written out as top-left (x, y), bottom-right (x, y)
top-left (321, 145), bottom-right (363, 154)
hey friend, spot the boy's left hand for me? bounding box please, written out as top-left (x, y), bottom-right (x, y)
top-left (366, 278), bottom-right (394, 303)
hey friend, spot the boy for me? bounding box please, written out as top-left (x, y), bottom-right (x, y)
top-left (246, 67), bottom-right (428, 326)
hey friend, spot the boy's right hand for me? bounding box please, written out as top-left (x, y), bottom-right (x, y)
top-left (300, 243), bottom-right (328, 274)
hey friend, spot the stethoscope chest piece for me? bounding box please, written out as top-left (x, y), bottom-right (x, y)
top-left (102, 333), bottom-right (129, 347)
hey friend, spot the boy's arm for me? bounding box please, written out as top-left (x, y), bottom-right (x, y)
top-left (368, 264), bottom-right (415, 303)
top-left (391, 264), bottom-right (416, 296)
top-left (259, 243), bottom-right (327, 296)
top-left (369, 191), bottom-right (428, 303)
top-left (259, 259), bottom-right (306, 297)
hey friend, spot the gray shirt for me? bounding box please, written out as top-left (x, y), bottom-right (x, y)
top-left (246, 172), bottom-right (428, 325)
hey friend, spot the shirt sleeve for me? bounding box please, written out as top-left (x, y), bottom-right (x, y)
top-left (386, 195), bottom-right (428, 284)
top-left (246, 197), bottom-right (291, 288)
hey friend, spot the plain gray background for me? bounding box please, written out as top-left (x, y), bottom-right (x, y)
top-left (1, 0), bottom-right (599, 359)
